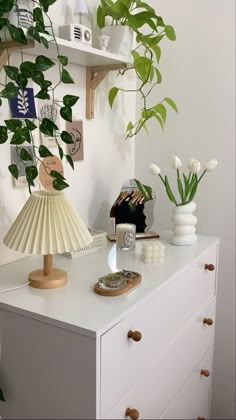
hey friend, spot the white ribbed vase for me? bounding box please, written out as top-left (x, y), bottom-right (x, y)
top-left (170, 201), bottom-right (197, 246)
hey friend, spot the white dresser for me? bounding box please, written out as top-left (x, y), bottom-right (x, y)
top-left (0, 234), bottom-right (219, 419)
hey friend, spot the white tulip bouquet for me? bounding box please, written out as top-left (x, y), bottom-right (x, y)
top-left (149, 156), bottom-right (218, 206)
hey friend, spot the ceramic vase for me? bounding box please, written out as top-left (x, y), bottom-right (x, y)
top-left (170, 201), bottom-right (197, 246)
top-left (101, 26), bottom-right (133, 56)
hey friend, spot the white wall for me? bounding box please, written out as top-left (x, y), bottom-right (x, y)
top-left (135, 1), bottom-right (235, 419)
top-left (0, 0), bottom-right (136, 246)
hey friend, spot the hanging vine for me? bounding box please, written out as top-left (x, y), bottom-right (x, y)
top-left (0, 0), bottom-right (78, 193)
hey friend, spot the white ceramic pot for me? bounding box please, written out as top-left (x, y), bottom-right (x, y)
top-left (101, 25), bottom-right (133, 57)
top-left (170, 201), bottom-right (198, 246)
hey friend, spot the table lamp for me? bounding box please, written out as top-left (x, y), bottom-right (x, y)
top-left (3, 191), bottom-right (93, 289)
top-left (74, 0), bottom-right (88, 24)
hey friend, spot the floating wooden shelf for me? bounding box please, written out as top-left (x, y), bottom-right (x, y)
top-left (0, 37), bottom-right (131, 118)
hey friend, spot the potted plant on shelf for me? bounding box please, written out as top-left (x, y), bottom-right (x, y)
top-left (97, 0), bottom-right (178, 139)
top-left (0, 0), bottom-right (78, 193)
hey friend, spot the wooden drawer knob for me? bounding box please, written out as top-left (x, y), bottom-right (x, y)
top-left (125, 407), bottom-right (139, 420)
top-left (205, 263), bottom-right (215, 271)
top-left (127, 330), bottom-right (142, 342)
top-left (200, 369), bottom-right (210, 377)
top-left (203, 318), bottom-right (213, 326)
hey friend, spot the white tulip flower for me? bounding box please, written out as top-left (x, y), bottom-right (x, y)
top-left (187, 158), bottom-right (195, 170)
top-left (189, 159), bottom-right (201, 174)
top-left (204, 159), bottom-right (218, 172)
top-left (149, 163), bottom-right (161, 176)
top-left (172, 155), bottom-right (182, 170)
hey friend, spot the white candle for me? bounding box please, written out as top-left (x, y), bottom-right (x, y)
top-left (116, 223), bottom-right (136, 251)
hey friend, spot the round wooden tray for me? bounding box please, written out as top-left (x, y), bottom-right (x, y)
top-left (94, 271), bottom-right (142, 297)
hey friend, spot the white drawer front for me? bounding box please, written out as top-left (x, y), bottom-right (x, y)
top-left (101, 245), bottom-right (217, 416)
top-left (161, 346), bottom-right (214, 419)
top-left (104, 297), bottom-right (216, 419)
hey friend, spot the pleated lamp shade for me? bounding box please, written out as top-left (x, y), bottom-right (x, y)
top-left (3, 191), bottom-right (93, 289)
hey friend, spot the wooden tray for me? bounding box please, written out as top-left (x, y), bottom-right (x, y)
top-left (107, 230), bottom-right (159, 242)
top-left (94, 271), bottom-right (142, 297)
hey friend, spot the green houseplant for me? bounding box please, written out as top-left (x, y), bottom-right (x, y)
top-left (0, 0), bottom-right (78, 193)
top-left (97, 0), bottom-right (178, 139)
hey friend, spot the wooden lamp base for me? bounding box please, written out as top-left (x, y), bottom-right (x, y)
top-left (28, 255), bottom-right (67, 289)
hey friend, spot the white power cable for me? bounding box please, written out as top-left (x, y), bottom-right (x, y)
top-left (0, 282), bottom-right (30, 295)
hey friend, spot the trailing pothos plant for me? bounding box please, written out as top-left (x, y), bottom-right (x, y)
top-left (0, 0), bottom-right (78, 193)
top-left (97, 0), bottom-right (178, 139)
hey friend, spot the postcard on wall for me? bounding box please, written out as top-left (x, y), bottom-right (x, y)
top-left (66, 120), bottom-right (84, 161)
top-left (9, 87), bottom-right (37, 118)
top-left (10, 145), bottom-right (37, 188)
top-left (38, 98), bottom-right (61, 148)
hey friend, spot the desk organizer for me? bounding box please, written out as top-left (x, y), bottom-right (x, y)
top-left (64, 229), bottom-right (107, 258)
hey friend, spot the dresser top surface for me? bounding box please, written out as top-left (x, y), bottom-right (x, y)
top-left (0, 233), bottom-right (219, 337)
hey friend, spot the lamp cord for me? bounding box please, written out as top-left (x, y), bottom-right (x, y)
top-left (0, 282), bottom-right (30, 295)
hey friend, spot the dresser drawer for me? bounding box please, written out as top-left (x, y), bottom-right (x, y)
top-left (160, 346), bottom-right (214, 419)
top-left (101, 245), bottom-right (217, 416)
top-left (103, 296), bottom-right (216, 419)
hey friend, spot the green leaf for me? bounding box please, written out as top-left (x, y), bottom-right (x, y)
top-left (20, 61), bottom-right (37, 77)
top-left (134, 57), bottom-right (152, 82)
top-left (3, 65), bottom-right (19, 81)
top-left (60, 106), bottom-right (72, 122)
top-left (151, 44), bottom-right (161, 63)
top-left (35, 88), bottom-right (49, 99)
top-left (61, 131), bottom-right (74, 144)
top-left (188, 176), bottom-right (198, 201)
top-left (154, 67), bottom-right (162, 83)
top-left (154, 103), bottom-right (167, 123)
top-left (27, 26), bottom-right (41, 42)
top-left (108, 87), bottom-right (119, 108)
top-left (40, 36), bottom-right (49, 49)
top-left (0, 126), bottom-right (8, 143)
top-left (5, 119), bottom-right (22, 132)
top-left (38, 145), bottom-right (53, 157)
top-left (7, 24), bottom-right (27, 44)
top-left (16, 73), bottom-right (28, 89)
top-left (53, 178), bottom-right (69, 191)
top-left (165, 175), bottom-right (177, 205)
top-left (0, 0), bottom-right (14, 12)
top-left (58, 145), bottom-right (64, 160)
top-left (58, 55), bottom-right (68, 66)
top-left (0, 82), bottom-right (18, 99)
top-left (61, 69), bottom-right (74, 84)
top-left (165, 25), bottom-right (176, 41)
top-left (63, 95), bottom-right (79, 107)
top-left (40, 118), bottom-right (58, 136)
top-left (35, 55), bottom-right (55, 71)
top-left (20, 148), bottom-right (33, 161)
top-left (177, 177), bottom-right (184, 202)
top-left (25, 119), bottom-right (37, 131)
top-left (131, 50), bottom-right (140, 61)
top-left (126, 121), bottom-right (133, 131)
top-left (97, 5), bottom-right (105, 29)
top-left (38, 0), bottom-right (57, 13)
top-left (25, 165), bottom-right (38, 186)
top-left (50, 170), bottom-right (65, 180)
top-left (154, 114), bottom-right (164, 130)
top-left (65, 154), bottom-right (74, 170)
top-left (8, 164), bottom-right (18, 180)
top-left (134, 179), bottom-right (153, 201)
top-left (0, 17), bottom-right (9, 30)
top-left (11, 128), bottom-right (31, 144)
top-left (164, 97), bottom-right (178, 113)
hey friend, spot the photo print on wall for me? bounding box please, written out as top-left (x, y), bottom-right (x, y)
top-left (10, 144), bottom-right (37, 188)
top-left (66, 120), bottom-right (84, 161)
top-left (38, 98), bottom-right (61, 147)
top-left (9, 87), bottom-right (37, 118)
